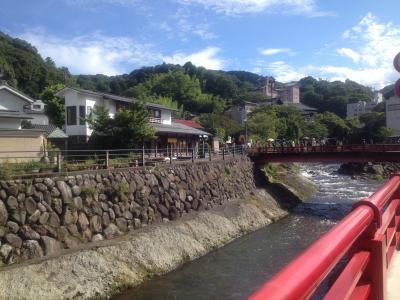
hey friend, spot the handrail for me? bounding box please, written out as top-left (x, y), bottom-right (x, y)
top-left (248, 175), bottom-right (400, 300)
top-left (252, 144), bottom-right (400, 154)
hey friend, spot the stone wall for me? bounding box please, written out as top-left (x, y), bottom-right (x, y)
top-left (0, 158), bottom-right (256, 265)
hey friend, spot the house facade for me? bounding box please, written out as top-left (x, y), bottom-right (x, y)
top-left (258, 76), bottom-right (300, 103)
top-left (56, 87), bottom-right (211, 150)
top-left (386, 96), bottom-right (400, 136)
top-left (0, 81), bottom-right (50, 160)
top-left (346, 93), bottom-right (383, 119)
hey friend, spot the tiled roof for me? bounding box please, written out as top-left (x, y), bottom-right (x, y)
top-left (173, 119), bottom-right (204, 129)
top-left (31, 124), bottom-right (68, 139)
top-left (151, 122), bottom-right (211, 136)
top-left (58, 87), bottom-right (178, 112)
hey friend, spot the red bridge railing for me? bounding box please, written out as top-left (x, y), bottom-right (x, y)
top-left (248, 175), bottom-right (400, 300)
top-left (254, 143), bottom-right (400, 154)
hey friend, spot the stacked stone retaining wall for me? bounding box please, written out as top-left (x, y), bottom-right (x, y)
top-left (0, 158), bottom-right (256, 265)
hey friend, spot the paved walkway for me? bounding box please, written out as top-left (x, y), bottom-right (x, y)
top-left (388, 251), bottom-right (400, 300)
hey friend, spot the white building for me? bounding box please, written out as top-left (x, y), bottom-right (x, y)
top-left (56, 87), bottom-right (210, 148)
top-left (386, 96), bottom-right (400, 135)
top-left (0, 81), bottom-right (49, 128)
top-left (346, 93), bottom-right (383, 119)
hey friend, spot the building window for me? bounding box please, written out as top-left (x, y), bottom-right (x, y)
top-left (79, 106), bottom-right (86, 125)
top-left (66, 106), bottom-right (77, 125)
top-left (153, 109), bottom-right (161, 118)
top-left (33, 104), bottom-right (41, 109)
top-left (87, 106), bottom-right (93, 116)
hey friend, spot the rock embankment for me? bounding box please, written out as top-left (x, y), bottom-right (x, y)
top-left (338, 162), bottom-right (400, 179)
top-left (0, 158), bottom-right (259, 266)
top-left (0, 189), bottom-right (291, 299)
top-left (0, 158), bottom-right (311, 299)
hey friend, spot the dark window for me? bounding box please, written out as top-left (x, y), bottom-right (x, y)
top-left (79, 106), bottom-right (86, 125)
top-left (66, 106), bottom-right (77, 125)
top-left (153, 109), bottom-right (161, 118)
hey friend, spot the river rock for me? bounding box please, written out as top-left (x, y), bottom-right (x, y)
top-left (91, 234), bottom-right (104, 242)
top-left (115, 218), bottom-right (127, 232)
top-left (7, 196), bottom-right (18, 210)
top-left (28, 210), bottom-right (41, 223)
top-left (71, 186), bottom-right (81, 197)
top-left (21, 240), bottom-right (44, 260)
top-left (0, 244), bottom-right (13, 259)
top-left (5, 233), bottom-right (22, 248)
top-left (20, 226), bottom-right (41, 240)
top-left (41, 236), bottom-right (61, 256)
top-left (78, 213), bottom-right (89, 230)
top-left (48, 212), bottom-right (60, 227)
top-left (90, 215), bottom-right (102, 233)
top-left (7, 221), bottom-right (19, 233)
top-left (0, 200), bottom-right (8, 225)
top-left (104, 224), bottom-right (121, 239)
top-left (56, 181), bottom-right (72, 203)
top-left (25, 197), bottom-right (37, 215)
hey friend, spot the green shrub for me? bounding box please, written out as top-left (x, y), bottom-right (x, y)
top-left (113, 182), bottom-right (131, 199)
top-left (81, 186), bottom-right (98, 198)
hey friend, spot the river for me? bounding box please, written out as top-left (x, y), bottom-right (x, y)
top-left (113, 164), bottom-right (383, 300)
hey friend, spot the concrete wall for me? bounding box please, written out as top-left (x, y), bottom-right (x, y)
top-left (386, 96), bottom-right (400, 135)
top-left (0, 135), bottom-right (46, 162)
top-left (0, 158), bottom-right (258, 265)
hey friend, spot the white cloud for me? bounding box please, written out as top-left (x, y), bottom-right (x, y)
top-left (253, 60), bottom-right (305, 82)
top-left (323, 13), bottom-right (400, 87)
top-left (313, 65), bottom-right (395, 88)
top-left (19, 29), bottom-right (162, 75)
top-left (261, 48), bottom-right (292, 56)
top-left (65, 0), bottom-right (140, 7)
top-left (337, 48), bottom-right (360, 63)
top-left (163, 47), bottom-right (225, 69)
top-left (176, 0), bottom-right (332, 17)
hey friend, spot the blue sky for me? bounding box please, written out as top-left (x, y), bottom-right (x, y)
top-left (1, 0), bottom-right (400, 88)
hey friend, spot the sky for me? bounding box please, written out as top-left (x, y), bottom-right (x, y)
top-left (1, 0), bottom-right (400, 88)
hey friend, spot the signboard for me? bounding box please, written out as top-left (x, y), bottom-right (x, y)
top-left (167, 137), bottom-right (177, 144)
top-left (394, 52), bottom-right (400, 73)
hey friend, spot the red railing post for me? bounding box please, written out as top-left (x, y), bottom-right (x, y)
top-left (365, 233), bottom-right (387, 300)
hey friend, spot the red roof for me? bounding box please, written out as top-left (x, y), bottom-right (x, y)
top-left (173, 119), bottom-right (204, 129)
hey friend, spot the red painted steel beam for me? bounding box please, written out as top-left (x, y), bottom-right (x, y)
top-left (324, 251), bottom-right (370, 300)
top-left (248, 206), bottom-right (374, 300)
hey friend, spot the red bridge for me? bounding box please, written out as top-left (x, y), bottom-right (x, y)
top-left (248, 173), bottom-right (400, 300)
top-left (250, 144), bottom-right (400, 163)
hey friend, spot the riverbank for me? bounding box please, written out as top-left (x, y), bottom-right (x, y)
top-left (0, 159), bottom-right (315, 299)
top-left (338, 162), bottom-right (400, 179)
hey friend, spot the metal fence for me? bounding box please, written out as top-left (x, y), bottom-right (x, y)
top-left (0, 144), bottom-right (247, 179)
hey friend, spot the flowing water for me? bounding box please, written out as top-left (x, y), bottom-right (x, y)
top-left (113, 164), bottom-right (383, 300)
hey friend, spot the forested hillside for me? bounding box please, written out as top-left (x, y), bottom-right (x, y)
top-left (299, 76), bottom-right (375, 118)
top-left (0, 32), bottom-right (71, 98)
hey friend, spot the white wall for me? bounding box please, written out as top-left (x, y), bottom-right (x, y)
top-left (30, 114), bottom-right (49, 125)
top-left (161, 109), bottom-right (172, 125)
top-left (0, 89), bottom-right (31, 111)
top-left (386, 96), bottom-right (400, 135)
top-left (64, 90), bottom-right (118, 136)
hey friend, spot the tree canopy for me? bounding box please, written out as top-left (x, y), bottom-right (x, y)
top-left (87, 103), bottom-right (155, 148)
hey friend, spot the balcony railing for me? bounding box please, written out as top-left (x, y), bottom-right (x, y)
top-left (149, 117), bottom-right (162, 123)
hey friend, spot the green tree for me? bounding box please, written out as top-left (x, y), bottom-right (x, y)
top-left (40, 83), bottom-right (65, 127)
top-left (197, 113), bottom-right (241, 140)
top-left (88, 103), bottom-right (155, 148)
top-left (358, 112), bottom-right (392, 142)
